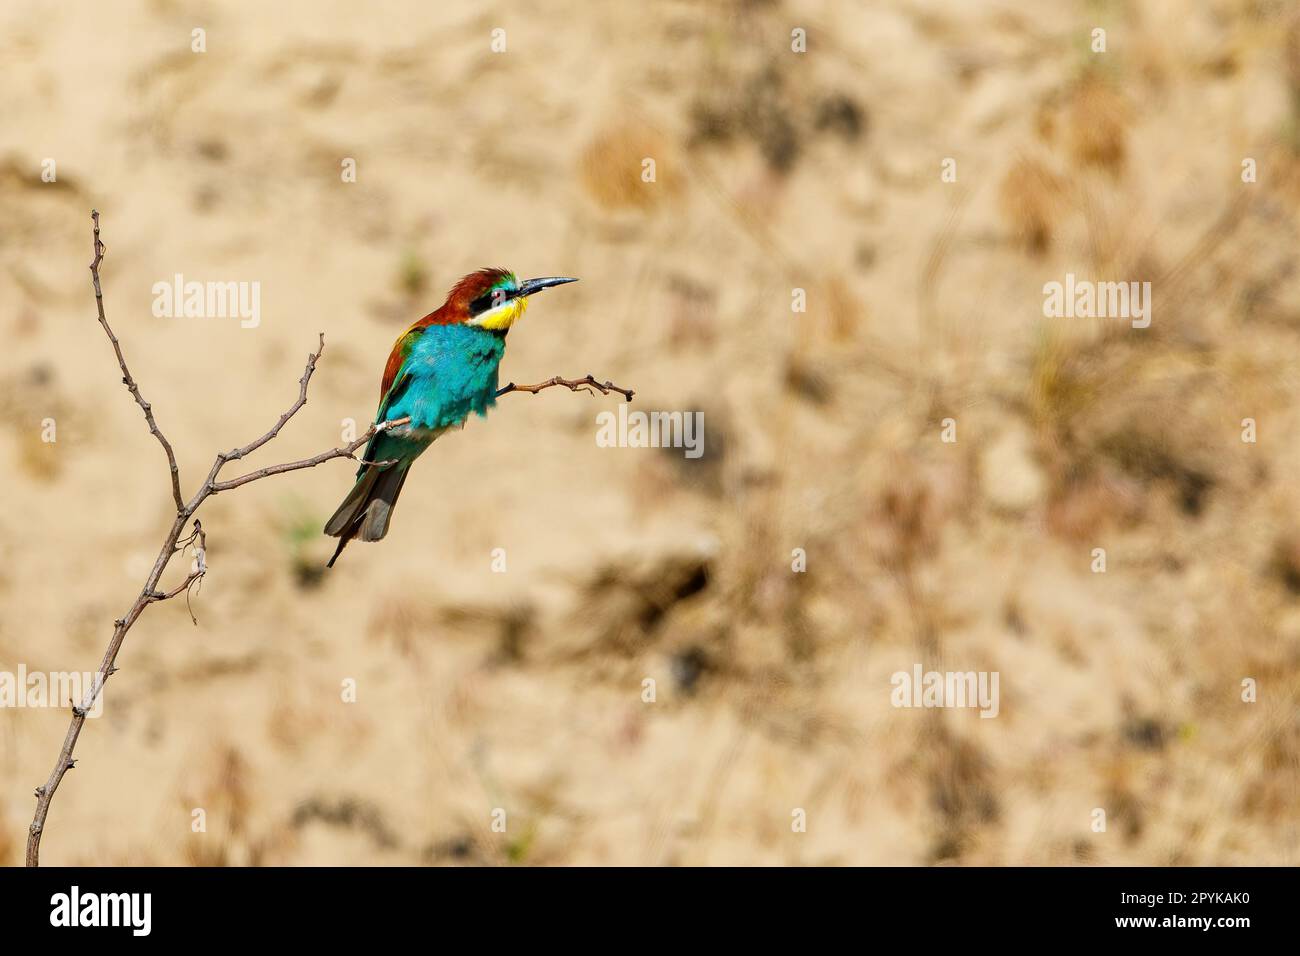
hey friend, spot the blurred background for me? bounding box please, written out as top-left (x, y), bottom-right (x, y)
top-left (2, 0), bottom-right (1299, 865)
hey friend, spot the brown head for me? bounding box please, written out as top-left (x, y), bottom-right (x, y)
top-left (427, 268), bottom-right (578, 331)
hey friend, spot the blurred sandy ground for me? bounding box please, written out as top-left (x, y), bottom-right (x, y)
top-left (1, 0), bottom-right (1298, 865)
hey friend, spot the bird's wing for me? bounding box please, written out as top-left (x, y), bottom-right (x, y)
top-left (360, 330), bottom-right (420, 476)
top-left (380, 326), bottom-right (423, 403)
top-left (376, 368), bottom-right (413, 424)
top-left (355, 368), bottom-right (413, 479)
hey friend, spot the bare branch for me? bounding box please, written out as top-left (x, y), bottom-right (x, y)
top-left (89, 209), bottom-right (185, 512)
top-left (25, 511), bottom-right (184, 866)
top-left (496, 374), bottom-right (634, 402)
top-left (175, 519), bottom-right (205, 555)
top-left (27, 211), bottom-right (633, 867)
top-left (209, 416), bottom-right (410, 492)
top-left (149, 571), bottom-right (201, 601)
top-left (222, 333), bottom-right (326, 464)
top-left (151, 521), bottom-right (206, 623)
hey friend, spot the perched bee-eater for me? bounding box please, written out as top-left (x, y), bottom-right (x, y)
top-left (324, 269), bottom-right (577, 567)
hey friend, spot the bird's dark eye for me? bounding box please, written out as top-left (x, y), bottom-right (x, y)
top-left (470, 286), bottom-right (511, 316)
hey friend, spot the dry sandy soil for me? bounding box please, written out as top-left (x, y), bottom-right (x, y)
top-left (1, 0), bottom-right (1298, 865)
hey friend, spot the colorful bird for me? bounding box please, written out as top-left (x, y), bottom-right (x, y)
top-left (324, 269), bottom-right (577, 567)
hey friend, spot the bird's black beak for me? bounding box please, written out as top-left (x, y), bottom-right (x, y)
top-left (515, 276), bottom-right (578, 299)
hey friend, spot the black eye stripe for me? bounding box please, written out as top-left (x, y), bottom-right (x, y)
top-left (470, 287), bottom-right (512, 315)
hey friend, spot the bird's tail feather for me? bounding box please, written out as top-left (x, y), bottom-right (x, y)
top-left (324, 461), bottom-right (413, 567)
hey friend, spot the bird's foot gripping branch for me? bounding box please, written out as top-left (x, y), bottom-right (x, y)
top-left (25, 211), bottom-right (633, 867)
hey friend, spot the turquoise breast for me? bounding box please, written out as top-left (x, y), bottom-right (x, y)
top-left (385, 324), bottom-right (507, 431)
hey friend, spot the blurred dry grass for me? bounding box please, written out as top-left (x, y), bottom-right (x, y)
top-left (0, 0), bottom-right (1298, 866)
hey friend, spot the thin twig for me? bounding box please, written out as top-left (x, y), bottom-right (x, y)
top-left (221, 334), bottom-right (325, 464)
top-left (496, 374), bottom-right (634, 402)
top-left (153, 520), bottom-right (206, 623)
top-left (208, 418), bottom-right (410, 492)
top-left (88, 210), bottom-right (185, 513)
